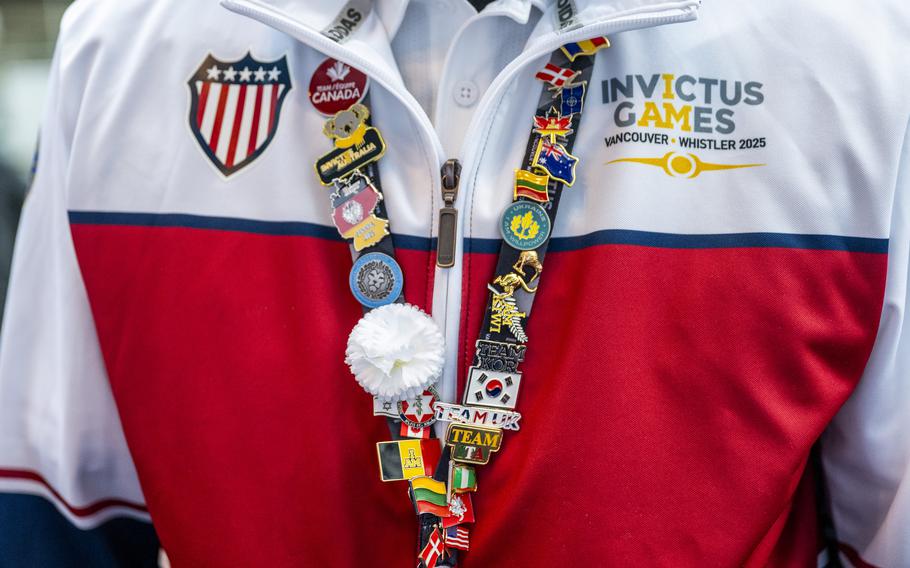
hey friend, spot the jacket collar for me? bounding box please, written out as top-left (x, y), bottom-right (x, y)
top-left (226, 0), bottom-right (698, 36)
top-left (221, 0), bottom-right (700, 89)
top-left (220, 0), bottom-right (699, 158)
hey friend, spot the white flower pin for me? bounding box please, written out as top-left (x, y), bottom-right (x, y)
top-left (345, 303), bottom-right (445, 400)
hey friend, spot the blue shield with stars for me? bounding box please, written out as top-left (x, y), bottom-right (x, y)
top-left (188, 53), bottom-right (292, 176)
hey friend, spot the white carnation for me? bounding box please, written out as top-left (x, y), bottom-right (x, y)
top-left (345, 303), bottom-right (445, 400)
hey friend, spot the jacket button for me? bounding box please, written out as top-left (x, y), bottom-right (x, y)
top-left (454, 80), bottom-right (479, 107)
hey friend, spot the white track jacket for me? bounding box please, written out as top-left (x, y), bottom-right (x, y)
top-left (0, 1), bottom-right (908, 566)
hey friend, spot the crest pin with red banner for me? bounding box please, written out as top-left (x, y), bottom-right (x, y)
top-left (330, 174), bottom-right (382, 237)
top-left (308, 58), bottom-right (369, 116)
top-left (188, 53), bottom-right (291, 177)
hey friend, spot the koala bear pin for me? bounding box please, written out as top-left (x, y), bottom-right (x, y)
top-left (323, 103), bottom-right (370, 148)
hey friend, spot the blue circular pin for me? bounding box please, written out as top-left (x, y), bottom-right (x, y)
top-left (500, 201), bottom-right (551, 251)
top-left (349, 252), bottom-right (404, 309)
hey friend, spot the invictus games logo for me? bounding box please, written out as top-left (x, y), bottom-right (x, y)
top-left (602, 73), bottom-right (767, 178)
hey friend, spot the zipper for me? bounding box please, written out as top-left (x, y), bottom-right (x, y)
top-left (221, 0), bottom-right (700, 409)
top-left (436, 159), bottom-right (462, 268)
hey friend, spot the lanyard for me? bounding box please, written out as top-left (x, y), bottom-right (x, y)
top-left (310, 36), bottom-right (606, 568)
top-left (422, 42), bottom-right (601, 567)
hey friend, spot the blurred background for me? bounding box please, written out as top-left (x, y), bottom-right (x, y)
top-left (0, 0), bottom-right (70, 315)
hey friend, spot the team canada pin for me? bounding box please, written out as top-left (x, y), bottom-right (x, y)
top-left (308, 57), bottom-right (369, 116)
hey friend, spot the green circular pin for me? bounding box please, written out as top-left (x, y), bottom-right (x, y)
top-left (500, 201), bottom-right (550, 251)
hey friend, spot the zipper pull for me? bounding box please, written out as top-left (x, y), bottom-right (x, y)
top-left (436, 159), bottom-right (461, 268)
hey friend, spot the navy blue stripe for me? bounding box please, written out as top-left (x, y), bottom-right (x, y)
top-left (69, 211), bottom-right (888, 254)
top-left (0, 493), bottom-right (159, 568)
top-left (468, 230), bottom-right (888, 254)
top-left (69, 210), bottom-right (344, 241)
top-left (68, 210), bottom-right (435, 252)
top-left (547, 229), bottom-right (889, 253)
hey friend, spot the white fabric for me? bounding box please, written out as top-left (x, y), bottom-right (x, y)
top-left (0, 4), bottom-right (149, 526)
top-left (823, 115), bottom-right (910, 567)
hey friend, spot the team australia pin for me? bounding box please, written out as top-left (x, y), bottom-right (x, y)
top-left (315, 103), bottom-right (386, 184)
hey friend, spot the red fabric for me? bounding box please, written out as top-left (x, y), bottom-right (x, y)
top-left (458, 243), bottom-right (885, 566)
top-left (71, 225), bottom-right (886, 567)
top-left (72, 225), bottom-right (431, 567)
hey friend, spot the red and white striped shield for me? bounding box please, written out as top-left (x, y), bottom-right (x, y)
top-left (188, 53), bottom-right (292, 176)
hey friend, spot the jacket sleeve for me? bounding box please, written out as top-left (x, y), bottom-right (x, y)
top-left (0, 6), bottom-right (159, 566)
top-left (821, 116), bottom-right (910, 568)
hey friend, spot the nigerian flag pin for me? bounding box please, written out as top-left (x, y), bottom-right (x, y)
top-left (452, 464), bottom-right (477, 494)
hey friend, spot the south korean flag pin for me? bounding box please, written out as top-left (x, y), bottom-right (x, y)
top-left (463, 367), bottom-right (522, 410)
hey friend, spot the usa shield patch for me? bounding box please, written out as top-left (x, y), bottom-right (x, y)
top-left (188, 53), bottom-right (292, 176)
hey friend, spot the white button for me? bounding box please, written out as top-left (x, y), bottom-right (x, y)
top-left (454, 80), bottom-right (479, 107)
